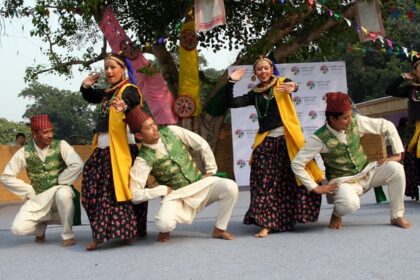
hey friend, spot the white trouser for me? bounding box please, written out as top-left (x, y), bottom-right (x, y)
top-left (11, 186), bottom-right (75, 240)
top-left (332, 161), bottom-right (405, 219)
top-left (155, 178), bottom-right (238, 233)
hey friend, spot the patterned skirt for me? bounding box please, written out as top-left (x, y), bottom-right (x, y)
top-left (243, 136), bottom-right (321, 232)
top-left (403, 150), bottom-right (420, 200)
top-left (81, 145), bottom-right (148, 242)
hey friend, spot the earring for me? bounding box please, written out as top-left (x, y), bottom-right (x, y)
top-left (251, 75), bottom-right (256, 82)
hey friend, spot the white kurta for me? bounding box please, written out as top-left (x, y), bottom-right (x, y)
top-left (291, 114), bottom-right (406, 219)
top-left (130, 125), bottom-right (238, 231)
top-left (0, 140), bottom-right (84, 239)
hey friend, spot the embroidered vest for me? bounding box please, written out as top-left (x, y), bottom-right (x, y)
top-left (24, 140), bottom-right (66, 194)
top-left (314, 119), bottom-right (368, 180)
top-left (139, 127), bottom-right (202, 190)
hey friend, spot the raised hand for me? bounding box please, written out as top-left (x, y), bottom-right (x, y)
top-left (82, 72), bottom-right (100, 88)
top-left (276, 82), bottom-right (297, 94)
top-left (229, 68), bottom-right (246, 82)
top-left (111, 96), bottom-right (127, 112)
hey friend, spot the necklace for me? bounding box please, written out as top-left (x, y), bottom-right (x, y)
top-left (252, 76), bottom-right (278, 93)
top-left (255, 86), bottom-right (275, 119)
top-left (99, 92), bottom-right (116, 118)
top-left (99, 78), bottom-right (129, 118)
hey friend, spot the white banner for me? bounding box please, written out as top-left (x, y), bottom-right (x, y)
top-left (229, 61), bottom-right (348, 186)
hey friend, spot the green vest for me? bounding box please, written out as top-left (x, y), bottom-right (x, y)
top-left (24, 140), bottom-right (66, 194)
top-left (139, 127), bottom-right (202, 190)
top-left (314, 119), bottom-right (368, 180)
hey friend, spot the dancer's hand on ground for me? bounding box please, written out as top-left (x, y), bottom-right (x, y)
top-left (313, 184), bottom-right (338, 195)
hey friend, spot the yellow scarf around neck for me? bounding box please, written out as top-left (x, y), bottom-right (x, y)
top-left (92, 83), bottom-right (143, 202)
top-left (252, 77), bottom-right (323, 185)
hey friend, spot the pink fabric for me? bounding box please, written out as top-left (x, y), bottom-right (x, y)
top-left (98, 7), bottom-right (178, 125)
top-left (194, 0), bottom-right (226, 32)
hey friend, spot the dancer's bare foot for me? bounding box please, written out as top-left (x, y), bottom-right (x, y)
top-left (35, 233), bottom-right (45, 243)
top-left (62, 238), bottom-right (76, 247)
top-left (212, 227), bottom-right (235, 240)
top-left (157, 232), bottom-right (170, 242)
top-left (85, 240), bottom-right (102, 251)
top-left (254, 228), bottom-right (270, 238)
top-left (391, 217), bottom-right (412, 229)
top-left (328, 214), bottom-right (342, 229)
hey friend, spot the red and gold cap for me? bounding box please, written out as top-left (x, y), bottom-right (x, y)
top-left (30, 115), bottom-right (53, 131)
top-left (124, 106), bottom-right (151, 133)
top-left (325, 92), bottom-right (352, 113)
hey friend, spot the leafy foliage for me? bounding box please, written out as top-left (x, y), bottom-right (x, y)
top-left (19, 83), bottom-right (96, 142)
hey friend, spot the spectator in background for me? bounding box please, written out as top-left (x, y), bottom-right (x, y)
top-left (15, 132), bottom-right (26, 147)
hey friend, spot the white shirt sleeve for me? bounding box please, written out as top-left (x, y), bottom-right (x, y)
top-left (0, 147), bottom-right (35, 199)
top-left (58, 140), bottom-right (84, 186)
top-left (167, 125), bottom-right (218, 174)
top-left (291, 136), bottom-right (325, 191)
top-left (129, 157), bottom-right (168, 204)
top-left (356, 114), bottom-right (404, 154)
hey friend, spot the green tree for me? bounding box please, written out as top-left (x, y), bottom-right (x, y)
top-left (0, 118), bottom-right (31, 145)
top-left (19, 83), bottom-right (96, 142)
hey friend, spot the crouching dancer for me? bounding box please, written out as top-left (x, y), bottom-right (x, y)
top-left (0, 115), bottom-right (83, 246)
top-left (127, 107), bottom-right (239, 242)
top-left (291, 92), bottom-right (411, 229)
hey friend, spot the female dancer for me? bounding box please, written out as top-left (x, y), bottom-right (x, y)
top-left (80, 52), bottom-right (148, 250)
top-left (226, 56), bottom-right (323, 237)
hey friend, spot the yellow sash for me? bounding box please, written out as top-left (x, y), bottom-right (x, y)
top-left (92, 83), bottom-right (143, 202)
top-left (252, 77), bottom-right (324, 185)
top-left (407, 120), bottom-right (420, 158)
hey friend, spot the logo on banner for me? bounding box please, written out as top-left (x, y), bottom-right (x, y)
top-left (236, 159), bottom-right (247, 168)
top-left (249, 113), bottom-right (258, 122)
top-left (248, 83), bottom-right (257, 89)
top-left (320, 65), bottom-right (329, 74)
top-left (234, 129), bottom-right (244, 138)
top-left (306, 80), bottom-right (315, 89)
top-left (291, 66), bottom-right (300, 75)
top-left (308, 110), bottom-right (318, 119)
top-left (292, 96), bottom-right (302, 105)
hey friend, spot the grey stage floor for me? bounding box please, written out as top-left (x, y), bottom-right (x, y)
top-left (1, 188), bottom-right (419, 280)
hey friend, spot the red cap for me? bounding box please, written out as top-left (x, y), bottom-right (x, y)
top-left (31, 115), bottom-right (53, 131)
top-left (325, 92), bottom-right (352, 113)
top-left (124, 106), bottom-right (151, 133)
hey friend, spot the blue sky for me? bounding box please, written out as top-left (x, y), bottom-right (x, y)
top-left (0, 17), bottom-right (237, 122)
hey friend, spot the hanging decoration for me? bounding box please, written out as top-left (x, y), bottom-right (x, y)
top-left (177, 20), bottom-right (201, 118)
top-left (355, 1), bottom-right (386, 43)
top-left (194, 0), bottom-right (226, 32)
top-left (98, 6), bottom-right (178, 125)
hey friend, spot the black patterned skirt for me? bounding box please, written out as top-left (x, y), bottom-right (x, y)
top-left (81, 145), bottom-right (148, 242)
top-left (243, 136), bottom-right (321, 232)
top-left (403, 150), bottom-right (420, 200)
